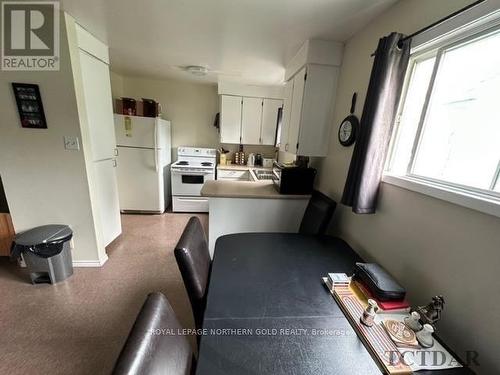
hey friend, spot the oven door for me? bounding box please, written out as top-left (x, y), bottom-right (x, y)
top-left (171, 168), bottom-right (214, 196)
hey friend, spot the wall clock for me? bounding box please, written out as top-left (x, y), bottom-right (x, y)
top-left (338, 93), bottom-right (359, 147)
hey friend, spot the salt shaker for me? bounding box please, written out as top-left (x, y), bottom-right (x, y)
top-left (416, 323), bottom-right (434, 348)
top-left (360, 299), bottom-right (378, 327)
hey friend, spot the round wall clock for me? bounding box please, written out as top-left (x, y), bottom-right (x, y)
top-left (338, 93), bottom-right (359, 147)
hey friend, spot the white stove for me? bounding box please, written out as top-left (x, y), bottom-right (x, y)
top-left (171, 147), bottom-right (216, 212)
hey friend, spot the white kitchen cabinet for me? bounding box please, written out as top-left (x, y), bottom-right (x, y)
top-left (241, 97), bottom-right (263, 145)
top-left (220, 95), bottom-right (242, 143)
top-left (261, 99), bottom-right (282, 145)
top-left (72, 21), bottom-right (122, 250)
top-left (279, 80), bottom-right (294, 151)
top-left (78, 49), bottom-right (116, 161)
top-left (288, 67), bottom-right (306, 154)
top-left (220, 95), bottom-right (283, 145)
top-left (280, 64), bottom-right (339, 156)
top-left (93, 159), bottom-right (122, 246)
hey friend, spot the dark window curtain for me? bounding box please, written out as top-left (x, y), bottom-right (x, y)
top-left (341, 32), bottom-right (411, 214)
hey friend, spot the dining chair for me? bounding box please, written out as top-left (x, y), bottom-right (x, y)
top-left (112, 292), bottom-right (193, 375)
top-left (299, 190), bottom-right (337, 235)
top-left (174, 216), bottom-right (211, 330)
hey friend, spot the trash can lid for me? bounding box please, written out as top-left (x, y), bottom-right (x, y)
top-left (14, 224), bottom-right (73, 246)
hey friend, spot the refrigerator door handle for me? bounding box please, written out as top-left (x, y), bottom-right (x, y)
top-left (154, 121), bottom-right (159, 173)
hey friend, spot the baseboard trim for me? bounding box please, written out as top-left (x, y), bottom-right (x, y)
top-left (73, 254), bottom-right (108, 268)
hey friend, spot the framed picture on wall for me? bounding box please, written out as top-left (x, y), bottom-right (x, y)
top-left (11, 83), bottom-right (47, 129)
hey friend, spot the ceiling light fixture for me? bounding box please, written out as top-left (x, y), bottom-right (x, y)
top-left (185, 65), bottom-right (209, 76)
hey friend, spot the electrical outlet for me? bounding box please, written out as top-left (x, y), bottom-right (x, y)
top-left (64, 136), bottom-right (80, 150)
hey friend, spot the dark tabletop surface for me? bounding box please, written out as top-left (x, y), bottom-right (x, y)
top-left (196, 233), bottom-right (473, 375)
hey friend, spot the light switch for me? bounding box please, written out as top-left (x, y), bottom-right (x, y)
top-left (64, 136), bottom-right (80, 150)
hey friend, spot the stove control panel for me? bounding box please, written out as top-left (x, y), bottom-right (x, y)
top-left (177, 147), bottom-right (216, 158)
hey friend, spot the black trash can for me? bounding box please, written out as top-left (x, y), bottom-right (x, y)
top-left (11, 224), bottom-right (74, 284)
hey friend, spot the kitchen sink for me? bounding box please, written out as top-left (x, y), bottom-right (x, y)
top-left (252, 169), bottom-right (276, 181)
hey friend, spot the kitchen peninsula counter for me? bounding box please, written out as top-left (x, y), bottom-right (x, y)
top-left (201, 180), bottom-right (310, 200)
top-left (201, 180), bottom-right (310, 257)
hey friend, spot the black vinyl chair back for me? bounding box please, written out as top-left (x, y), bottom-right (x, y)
top-left (299, 190), bottom-right (337, 235)
top-left (112, 292), bottom-right (192, 375)
top-left (174, 217), bottom-right (211, 329)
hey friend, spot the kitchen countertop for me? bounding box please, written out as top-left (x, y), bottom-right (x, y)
top-left (201, 180), bottom-right (311, 199)
top-left (217, 164), bottom-right (272, 171)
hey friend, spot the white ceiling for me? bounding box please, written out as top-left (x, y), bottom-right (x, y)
top-left (61, 0), bottom-right (398, 85)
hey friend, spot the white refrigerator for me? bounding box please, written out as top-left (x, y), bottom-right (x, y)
top-left (114, 114), bottom-right (172, 213)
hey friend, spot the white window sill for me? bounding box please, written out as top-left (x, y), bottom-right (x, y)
top-left (382, 174), bottom-right (500, 219)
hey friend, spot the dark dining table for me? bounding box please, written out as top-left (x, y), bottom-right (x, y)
top-left (195, 233), bottom-right (473, 375)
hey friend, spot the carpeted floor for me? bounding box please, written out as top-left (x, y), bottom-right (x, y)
top-left (0, 213), bottom-right (206, 375)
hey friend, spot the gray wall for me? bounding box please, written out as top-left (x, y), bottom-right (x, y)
top-left (110, 74), bottom-right (220, 159)
top-left (0, 14), bottom-right (102, 262)
top-left (314, 0), bottom-right (500, 373)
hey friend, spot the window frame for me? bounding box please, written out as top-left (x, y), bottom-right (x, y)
top-left (384, 15), bottom-right (500, 218)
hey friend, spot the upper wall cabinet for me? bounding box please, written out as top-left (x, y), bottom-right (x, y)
top-left (261, 99), bottom-right (283, 145)
top-left (279, 64), bottom-right (339, 156)
top-left (241, 97), bottom-right (262, 144)
top-left (280, 39), bottom-right (343, 157)
top-left (279, 80), bottom-right (294, 150)
top-left (220, 95), bottom-right (242, 143)
top-left (220, 95), bottom-right (283, 146)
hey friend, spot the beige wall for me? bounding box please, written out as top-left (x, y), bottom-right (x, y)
top-left (110, 74), bottom-right (220, 158)
top-left (221, 144), bottom-right (277, 161)
top-left (109, 71), bottom-right (124, 99)
top-left (0, 15), bottom-right (102, 263)
top-left (315, 0), bottom-right (500, 373)
top-left (110, 74), bottom-right (280, 161)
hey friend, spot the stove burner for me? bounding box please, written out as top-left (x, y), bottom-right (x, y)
top-left (201, 162), bottom-right (213, 167)
top-left (177, 161), bottom-right (189, 165)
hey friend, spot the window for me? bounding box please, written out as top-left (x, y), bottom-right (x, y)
top-left (386, 23), bottom-right (500, 215)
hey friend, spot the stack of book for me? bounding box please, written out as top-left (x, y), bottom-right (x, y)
top-left (354, 280), bottom-right (410, 314)
top-left (325, 273), bottom-right (350, 291)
